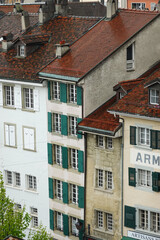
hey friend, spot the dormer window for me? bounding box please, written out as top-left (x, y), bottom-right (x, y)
top-left (17, 45), bottom-right (25, 57)
top-left (119, 92), bottom-right (125, 99)
top-left (150, 89), bottom-right (159, 105)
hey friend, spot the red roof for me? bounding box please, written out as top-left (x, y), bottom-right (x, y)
top-left (0, 4), bottom-right (41, 14)
top-left (79, 95), bottom-right (121, 133)
top-left (113, 78), bottom-right (143, 92)
top-left (41, 9), bottom-right (160, 78)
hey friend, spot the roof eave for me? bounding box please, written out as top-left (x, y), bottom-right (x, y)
top-left (78, 124), bottom-right (122, 136)
top-left (39, 72), bottom-right (80, 82)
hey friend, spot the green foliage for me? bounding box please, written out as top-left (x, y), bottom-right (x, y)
top-left (0, 172), bottom-right (31, 239)
top-left (28, 224), bottom-right (51, 240)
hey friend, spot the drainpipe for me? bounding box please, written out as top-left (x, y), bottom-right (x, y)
top-left (84, 132), bottom-right (87, 239)
top-left (120, 117), bottom-right (124, 238)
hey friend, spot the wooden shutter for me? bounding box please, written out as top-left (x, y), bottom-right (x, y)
top-left (48, 143), bottom-right (53, 165)
top-left (5, 124), bottom-right (9, 145)
top-left (77, 86), bottom-right (82, 106)
top-left (78, 186), bottom-right (84, 208)
top-left (48, 81), bottom-right (51, 100)
top-left (62, 146), bottom-right (68, 169)
top-left (157, 131), bottom-right (160, 149)
top-left (48, 112), bottom-right (52, 132)
top-left (130, 126), bottom-right (136, 145)
top-left (128, 168), bottom-right (136, 187)
top-left (34, 89), bottom-right (39, 111)
top-left (124, 205), bottom-right (136, 229)
top-left (28, 128), bottom-right (35, 150)
top-left (49, 209), bottom-right (54, 230)
top-left (77, 118), bottom-right (82, 139)
top-left (9, 125), bottom-right (16, 147)
top-left (63, 182), bottom-right (68, 204)
top-left (61, 115), bottom-right (68, 136)
top-left (78, 150), bottom-right (84, 173)
top-left (63, 214), bottom-right (69, 236)
top-left (14, 85), bottom-right (22, 109)
top-left (49, 178), bottom-right (54, 199)
top-left (60, 83), bottom-right (67, 103)
top-left (151, 130), bottom-right (160, 149)
top-left (152, 172), bottom-right (160, 192)
top-left (23, 127), bottom-right (30, 149)
top-left (0, 83), bottom-right (3, 106)
top-left (79, 220), bottom-right (84, 240)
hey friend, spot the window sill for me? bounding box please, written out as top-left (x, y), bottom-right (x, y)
top-left (67, 102), bottom-right (79, 107)
top-left (136, 185), bottom-right (152, 192)
top-left (24, 189), bottom-right (39, 194)
top-left (52, 163), bottom-right (63, 168)
top-left (23, 148), bottom-right (36, 152)
top-left (5, 185), bottom-right (22, 191)
top-left (3, 105), bottom-right (16, 110)
top-left (54, 229), bottom-right (65, 236)
top-left (22, 108), bottom-right (35, 113)
top-left (68, 168), bottom-right (81, 174)
top-left (4, 144), bottom-right (17, 148)
top-left (50, 99), bottom-right (61, 103)
top-left (94, 146), bottom-right (113, 152)
top-left (69, 234), bottom-right (79, 240)
top-left (68, 135), bottom-right (78, 140)
top-left (94, 227), bottom-right (113, 235)
top-left (126, 68), bottom-right (135, 72)
top-left (69, 203), bottom-right (79, 210)
top-left (94, 187), bottom-right (113, 194)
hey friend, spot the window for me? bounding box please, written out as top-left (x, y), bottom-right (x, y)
top-left (51, 81), bottom-right (60, 100)
top-left (4, 86), bottom-right (14, 107)
top-left (5, 170), bottom-right (12, 185)
top-left (138, 169), bottom-right (151, 187)
top-left (53, 113), bottom-right (61, 133)
top-left (23, 88), bottom-right (34, 109)
top-left (97, 136), bottom-right (113, 149)
top-left (96, 211), bottom-right (113, 231)
top-left (151, 2), bottom-right (156, 10)
top-left (97, 136), bottom-right (105, 148)
top-left (70, 148), bottom-right (78, 170)
top-left (132, 2), bottom-right (145, 9)
top-left (107, 137), bottom-right (113, 149)
top-left (55, 145), bottom-right (62, 165)
top-left (4, 123), bottom-right (16, 147)
top-left (31, 207), bottom-right (38, 228)
top-left (69, 116), bottom-right (77, 136)
top-left (5, 171), bottom-right (21, 187)
top-left (150, 89), bottom-right (159, 105)
top-left (23, 127), bottom-right (35, 151)
top-left (96, 169), bottom-right (113, 190)
top-left (55, 180), bottom-right (63, 200)
top-left (70, 184), bottom-right (78, 204)
top-left (15, 203), bottom-right (22, 210)
top-left (56, 212), bottom-right (63, 231)
top-left (119, 91), bottom-right (125, 99)
top-left (126, 43), bottom-right (134, 70)
top-left (138, 209), bottom-right (160, 233)
top-left (138, 127), bottom-right (150, 146)
top-left (69, 84), bottom-right (77, 103)
top-left (26, 175), bottom-right (37, 191)
top-left (20, 45), bottom-right (25, 56)
top-left (71, 217), bottom-right (79, 236)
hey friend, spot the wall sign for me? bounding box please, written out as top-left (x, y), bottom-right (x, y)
top-left (128, 231), bottom-right (160, 240)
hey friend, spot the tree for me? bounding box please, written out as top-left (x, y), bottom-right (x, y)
top-left (28, 224), bottom-right (51, 240)
top-left (0, 172), bottom-right (31, 239)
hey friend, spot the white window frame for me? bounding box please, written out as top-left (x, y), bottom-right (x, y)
top-left (97, 136), bottom-right (105, 148)
top-left (4, 123), bottom-right (16, 147)
top-left (23, 127), bottom-right (36, 151)
top-left (96, 210), bottom-right (113, 231)
top-left (96, 169), bottom-right (113, 190)
top-left (71, 217), bottom-right (79, 236)
top-left (69, 84), bottom-right (77, 103)
top-left (131, 2), bottom-right (145, 9)
top-left (70, 148), bottom-right (78, 170)
top-left (55, 180), bottom-right (63, 200)
top-left (150, 89), bottom-right (159, 105)
top-left (31, 207), bottom-right (38, 228)
top-left (5, 170), bottom-right (12, 185)
top-left (138, 127), bottom-right (150, 147)
top-left (55, 145), bottom-right (62, 165)
top-left (4, 85), bottom-right (14, 107)
top-left (23, 88), bottom-right (34, 110)
top-left (126, 43), bottom-right (135, 70)
top-left (51, 81), bottom-right (60, 101)
top-left (70, 184), bottom-right (78, 205)
top-left (69, 116), bottom-right (77, 136)
top-left (53, 113), bottom-right (61, 133)
top-left (107, 137), bottom-right (113, 149)
top-left (13, 172), bottom-right (21, 187)
top-left (56, 212), bottom-right (63, 231)
top-left (26, 175), bottom-right (37, 191)
top-left (20, 45), bottom-right (25, 57)
top-left (137, 169), bottom-right (152, 188)
top-left (5, 171), bottom-right (21, 188)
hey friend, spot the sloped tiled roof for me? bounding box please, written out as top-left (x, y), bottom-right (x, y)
top-left (113, 78), bottom-right (143, 92)
top-left (0, 4), bottom-right (41, 14)
top-left (78, 95), bottom-right (121, 134)
top-left (20, 34), bottom-right (50, 44)
top-left (41, 9), bottom-right (160, 79)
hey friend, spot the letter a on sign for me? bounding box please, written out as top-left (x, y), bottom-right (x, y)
top-left (136, 153), bottom-right (142, 162)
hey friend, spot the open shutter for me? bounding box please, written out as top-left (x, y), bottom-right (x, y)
top-left (48, 143), bottom-right (53, 165)
top-left (62, 146), bottom-right (68, 169)
top-left (152, 172), bottom-right (160, 192)
top-left (49, 209), bottom-right (54, 230)
top-left (128, 168), bottom-right (136, 187)
top-left (77, 118), bottom-right (82, 139)
top-left (9, 125), bottom-right (15, 147)
top-left (48, 81), bottom-right (51, 100)
top-left (60, 83), bottom-right (67, 103)
top-left (78, 186), bottom-right (84, 208)
top-left (48, 112), bottom-right (52, 132)
top-left (0, 83), bottom-right (3, 106)
top-left (34, 89), bottom-right (39, 111)
top-left (77, 86), bottom-right (82, 106)
top-left (63, 182), bottom-right (68, 204)
top-left (151, 130), bottom-right (160, 149)
top-left (61, 115), bottom-right (68, 136)
top-left (79, 220), bottom-right (84, 240)
top-left (49, 178), bottom-right (54, 199)
top-left (63, 214), bottom-right (69, 236)
top-left (130, 126), bottom-right (136, 145)
top-left (14, 85), bottom-right (22, 109)
top-left (124, 205), bottom-right (136, 229)
top-left (5, 124), bottom-right (9, 145)
top-left (78, 150), bottom-right (84, 173)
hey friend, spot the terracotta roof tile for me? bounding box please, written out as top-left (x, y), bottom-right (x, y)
top-left (0, 4), bottom-right (41, 14)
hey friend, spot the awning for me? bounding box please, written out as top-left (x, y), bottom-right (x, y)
top-left (122, 237), bottom-right (136, 240)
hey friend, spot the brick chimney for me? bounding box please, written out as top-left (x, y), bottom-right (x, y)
top-left (55, 0), bottom-right (68, 15)
top-left (1, 32), bottom-right (13, 52)
top-left (21, 11), bottom-right (30, 31)
top-left (106, 0), bottom-right (118, 20)
top-left (56, 41), bottom-right (70, 58)
top-left (39, 0), bottom-right (55, 24)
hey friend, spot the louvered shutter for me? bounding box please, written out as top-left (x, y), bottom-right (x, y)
top-left (34, 89), bottom-right (39, 111)
top-left (48, 112), bottom-right (52, 132)
top-left (124, 205), bottom-right (136, 229)
top-left (77, 118), bottom-right (82, 139)
top-left (49, 209), bottom-right (54, 230)
top-left (48, 81), bottom-right (51, 100)
top-left (152, 172), bottom-right (160, 192)
top-left (63, 214), bottom-right (69, 236)
top-left (48, 143), bottom-right (53, 165)
top-left (77, 86), bottom-right (82, 106)
top-left (62, 146), bottom-right (68, 169)
top-left (78, 186), bottom-right (84, 208)
top-left (78, 150), bottom-right (84, 173)
top-left (128, 168), bottom-right (136, 187)
top-left (49, 178), bottom-right (54, 199)
top-left (60, 83), bottom-right (67, 103)
top-left (62, 182), bottom-right (68, 204)
top-left (61, 115), bottom-right (68, 136)
top-left (9, 125), bottom-right (15, 147)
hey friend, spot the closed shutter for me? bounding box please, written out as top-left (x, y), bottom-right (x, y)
top-left (130, 126), bottom-right (136, 145)
top-left (77, 118), bottom-right (82, 139)
top-left (24, 128), bottom-right (30, 149)
top-left (63, 214), bottom-right (69, 236)
top-left (14, 85), bottom-right (22, 109)
top-left (48, 112), bottom-right (52, 132)
top-left (48, 143), bottom-right (53, 165)
top-left (124, 205), bottom-right (136, 229)
top-left (62, 146), bottom-right (68, 169)
top-left (60, 83), bottom-right (67, 103)
top-left (78, 186), bottom-right (84, 208)
top-left (49, 178), bottom-right (54, 199)
top-left (128, 168), bottom-right (136, 187)
top-left (152, 172), bottom-right (160, 192)
top-left (61, 115), bottom-right (68, 136)
top-left (151, 130), bottom-right (160, 149)
top-left (48, 81), bottom-right (51, 100)
top-left (79, 220), bottom-right (84, 240)
top-left (28, 128), bottom-right (35, 150)
top-left (5, 124), bottom-right (9, 145)
top-left (33, 89), bottom-right (39, 111)
top-left (78, 150), bottom-right (84, 173)
top-left (49, 209), bottom-right (54, 230)
top-left (157, 131), bottom-right (160, 149)
top-left (9, 125), bottom-right (15, 147)
top-left (62, 182), bottom-right (68, 204)
top-left (0, 83), bottom-right (3, 106)
top-left (77, 86), bottom-right (82, 106)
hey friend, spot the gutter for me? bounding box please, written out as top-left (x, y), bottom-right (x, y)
top-left (0, 78), bottom-right (44, 86)
top-left (38, 72), bottom-right (80, 82)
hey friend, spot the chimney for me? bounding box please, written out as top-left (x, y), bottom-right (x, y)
top-left (13, 3), bottom-right (24, 13)
top-left (106, 0), bottom-right (118, 20)
top-left (55, 0), bottom-right (68, 15)
top-left (56, 41), bottom-right (70, 58)
top-left (21, 11), bottom-right (30, 31)
top-left (1, 32), bottom-right (13, 52)
top-left (39, 0), bottom-right (55, 25)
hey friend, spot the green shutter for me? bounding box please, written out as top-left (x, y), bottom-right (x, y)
top-left (63, 182), bottom-right (68, 204)
top-left (150, 130), bottom-right (157, 149)
top-left (77, 86), bottom-right (82, 106)
top-left (78, 150), bottom-right (84, 173)
top-left (61, 115), bottom-right (68, 136)
top-left (157, 131), bottom-right (160, 149)
top-left (62, 146), bottom-right (68, 169)
top-left (78, 186), bottom-right (84, 208)
top-left (152, 172), bottom-right (160, 192)
top-left (48, 112), bottom-right (52, 132)
top-left (130, 126), bottom-right (136, 145)
top-left (63, 214), bottom-right (69, 236)
top-left (79, 219), bottom-right (84, 240)
top-left (60, 83), bottom-right (67, 103)
top-left (49, 178), bottom-right (53, 199)
top-left (49, 209), bottom-right (54, 230)
top-left (48, 81), bottom-right (51, 100)
top-left (128, 168), bottom-right (136, 187)
top-left (77, 118), bottom-right (82, 139)
top-left (48, 143), bottom-right (53, 165)
top-left (124, 205), bottom-right (136, 229)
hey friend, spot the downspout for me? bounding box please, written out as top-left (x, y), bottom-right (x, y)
top-left (120, 117), bottom-right (124, 238)
top-left (84, 132), bottom-right (87, 239)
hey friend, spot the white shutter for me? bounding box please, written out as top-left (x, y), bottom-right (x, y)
top-left (9, 125), bottom-right (15, 147)
top-left (5, 124), bottom-right (9, 145)
top-left (29, 128), bottom-right (35, 150)
top-left (15, 86), bottom-right (22, 109)
top-left (34, 89), bottom-right (39, 111)
top-left (0, 83), bottom-right (3, 106)
top-left (24, 128), bottom-right (30, 149)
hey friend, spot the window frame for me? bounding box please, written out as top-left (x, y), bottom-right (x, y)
top-left (138, 127), bottom-right (150, 147)
top-left (68, 84), bottom-right (77, 104)
top-left (23, 126), bottom-right (36, 151)
top-left (69, 116), bottom-right (77, 136)
top-left (55, 179), bottom-right (63, 200)
top-left (150, 88), bottom-right (159, 105)
top-left (131, 2), bottom-right (146, 9)
top-left (96, 169), bottom-right (113, 191)
top-left (70, 184), bottom-right (78, 205)
top-left (26, 175), bottom-right (37, 191)
top-left (4, 123), bottom-right (16, 147)
top-left (137, 169), bottom-right (152, 188)
top-left (56, 212), bottom-right (63, 231)
top-left (30, 207), bottom-right (38, 228)
top-left (5, 170), bottom-right (21, 188)
top-left (71, 216), bottom-right (79, 236)
top-left (4, 85), bottom-right (14, 107)
top-left (126, 43), bottom-right (135, 70)
top-left (55, 145), bottom-right (62, 165)
top-left (51, 81), bottom-right (60, 101)
top-left (95, 210), bottom-right (113, 232)
top-left (22, 87), bottom-right (34, 110)
top-left (70, 148), bottom-right (78, 170)
top-left (52, 113), bottom-right (61, 134)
